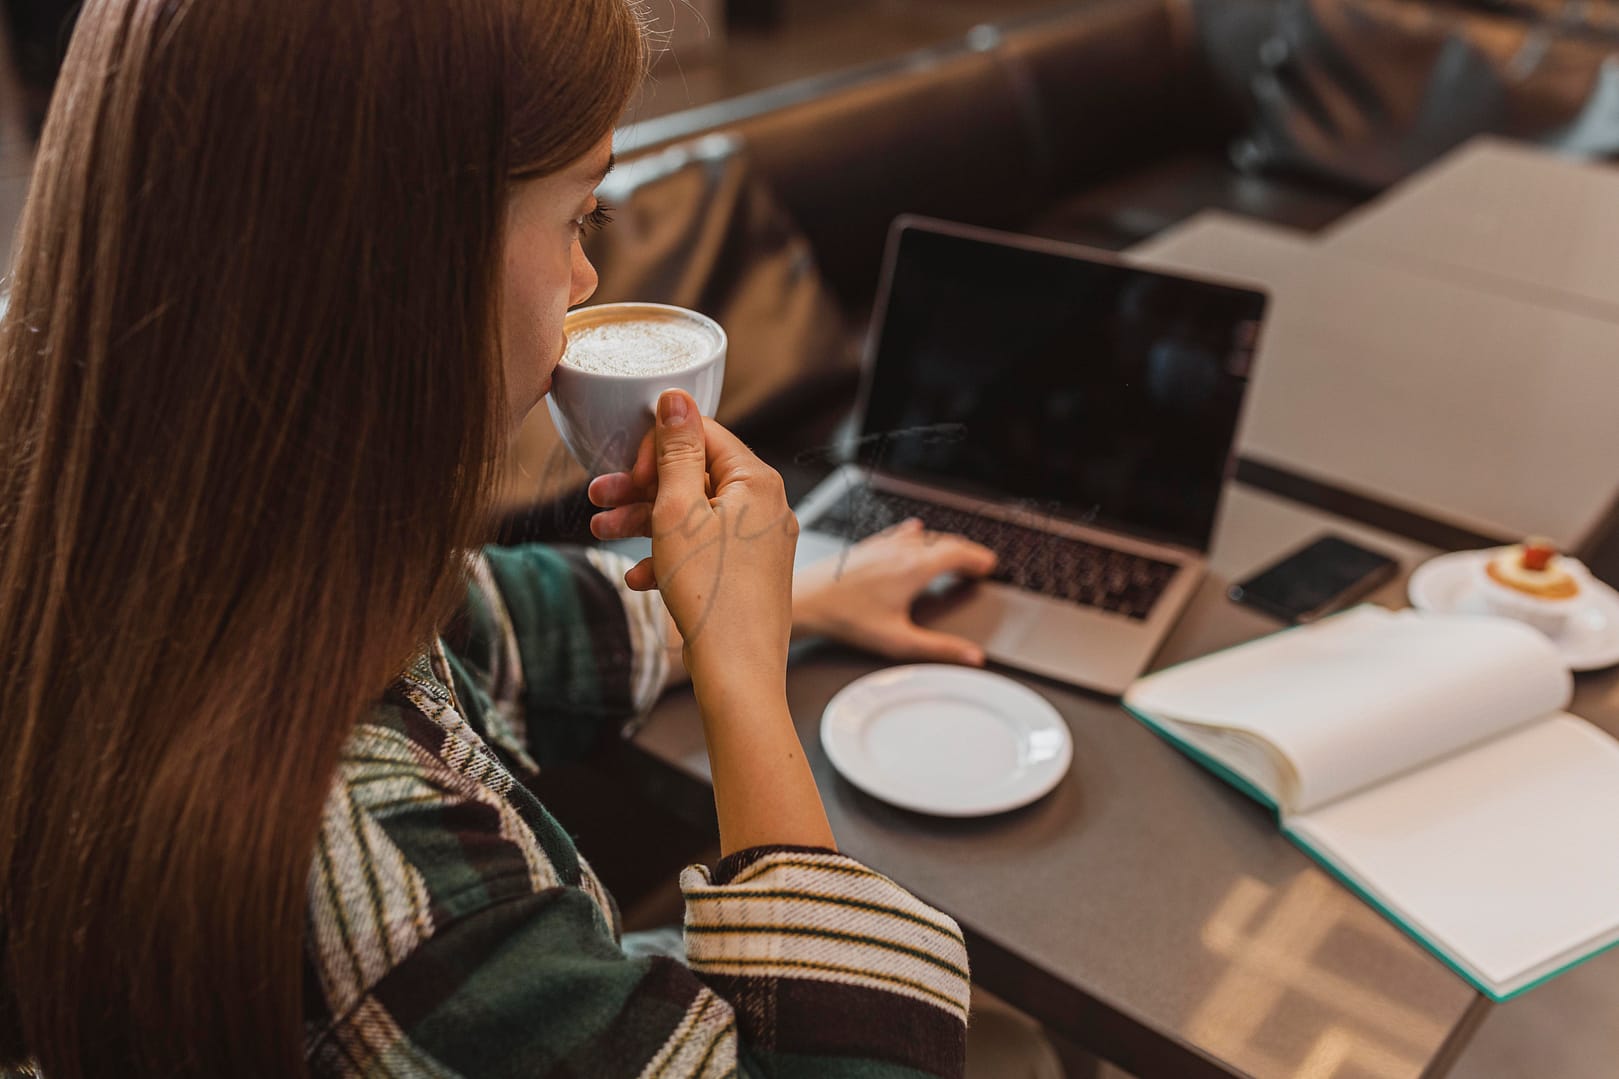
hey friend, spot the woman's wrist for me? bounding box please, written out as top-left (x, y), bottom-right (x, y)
top-left (698, 692), bottom-right (833, 854)
top-left (789, 582), bottom-right (836, 642)
top-left (687, 651), bottom-right (789, 714)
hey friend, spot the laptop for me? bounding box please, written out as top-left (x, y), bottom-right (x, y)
top-left (794, 216), bottom-right (1268, 695)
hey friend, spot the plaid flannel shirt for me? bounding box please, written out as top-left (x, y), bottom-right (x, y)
top-left (302, 544), bottom-right (970, 1077)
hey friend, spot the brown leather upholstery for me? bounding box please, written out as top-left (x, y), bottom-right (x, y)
top-left (698, 46), bottom-right (1041, 313)
top-left (994, 0), bottom-right (1225, 193)
top-left (616, 0), bottom-right (1213, 313)
top-left (1025, 152), bottom-right (1360, 251)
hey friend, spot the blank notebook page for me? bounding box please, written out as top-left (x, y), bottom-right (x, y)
top-left (1288, 715), bottom-right (1619, 989)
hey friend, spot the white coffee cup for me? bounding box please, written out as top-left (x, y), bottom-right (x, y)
top-left (546, 302), bottom-right (726, 476)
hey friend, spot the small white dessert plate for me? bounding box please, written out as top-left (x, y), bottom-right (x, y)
top-left (819, 665), bottom-right (1072, 817)
top-left (1407, 550), bottom-right (1619, 671)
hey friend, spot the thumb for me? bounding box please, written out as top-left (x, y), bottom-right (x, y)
top-left (879, 620), bottom-right (986, 667)
top-left (652, 390), bottom-right (707, 509)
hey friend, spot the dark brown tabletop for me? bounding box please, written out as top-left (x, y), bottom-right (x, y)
top-left (620, 482), bottom-right (1619, 1077)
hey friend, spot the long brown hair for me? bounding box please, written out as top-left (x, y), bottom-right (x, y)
top-left (0, 1), bottom-right (645, 1075)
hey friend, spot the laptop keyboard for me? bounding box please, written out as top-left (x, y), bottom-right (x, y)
top-left (805, 488), bottom-right (1180, 621)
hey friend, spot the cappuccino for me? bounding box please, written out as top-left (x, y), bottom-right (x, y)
top-left (562, 310), bottom-right (718, 377)
top-left (548, 302), bottom-right (727, 475)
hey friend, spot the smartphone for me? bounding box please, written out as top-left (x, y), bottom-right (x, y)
top-left (1228, 534), bottom-right (1399, 623)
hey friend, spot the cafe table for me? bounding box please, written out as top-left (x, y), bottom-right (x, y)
top-left (599, 478), bottom-right (1619, 1078)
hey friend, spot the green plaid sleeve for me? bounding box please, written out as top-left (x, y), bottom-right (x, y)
top-left (305, 696), bottom-right (970, 1078)
top-left (313, 879), bottom-right (968, 1079)
top-left (453, 545), bottom-right (669, 772)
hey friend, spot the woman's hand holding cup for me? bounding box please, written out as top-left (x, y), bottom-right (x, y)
top-left (591, 389), bottom-right (831, 855)
top-left (590, 389), bottom-right (798, 692)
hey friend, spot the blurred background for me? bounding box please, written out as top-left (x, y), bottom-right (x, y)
top-left (0, 0), bottom-right (1082, 265)
top-left (8, 0), bottom-right (1618, 338)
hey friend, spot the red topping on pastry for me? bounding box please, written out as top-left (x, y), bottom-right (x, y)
top-left (1521, 542), bottom-right (1556, 572)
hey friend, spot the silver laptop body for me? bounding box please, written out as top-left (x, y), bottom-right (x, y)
top-left (794, 217), bottom-right (1267, 696)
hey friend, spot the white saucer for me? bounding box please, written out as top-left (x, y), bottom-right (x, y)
top-left (819, 665), bottom-right (1072, 817)
top-left (1407, 550), bottom-right (1619, 671)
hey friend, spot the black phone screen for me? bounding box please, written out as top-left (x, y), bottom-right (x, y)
top-left (1228, 535), bottom-right (1399, 623)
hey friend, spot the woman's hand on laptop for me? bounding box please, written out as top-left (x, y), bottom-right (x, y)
top-left (793, 518), bottom-right (996, 667)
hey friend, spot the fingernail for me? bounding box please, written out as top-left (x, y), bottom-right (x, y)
top-left (658, 391), bottom-right (689, 427)
top-left (965, 648), bottom-right (985, 666)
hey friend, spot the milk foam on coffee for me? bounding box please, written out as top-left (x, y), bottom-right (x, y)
top-left (562, 312), bottom-right (716, 377)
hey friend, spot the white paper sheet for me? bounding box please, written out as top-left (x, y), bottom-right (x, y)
top-left (1124, 607), bottom-right (1571, 812)
top-left (1288, 715), bottom-right (1619, 994)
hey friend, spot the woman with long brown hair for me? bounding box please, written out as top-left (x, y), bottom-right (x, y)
top-left (0, 1), bottom-right (1011, 1075)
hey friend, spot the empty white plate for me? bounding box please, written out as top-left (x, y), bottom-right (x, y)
top-left (1408, 550), bottom-right (1619, 671)
top-left (819, 665), bottom-right (1072, 816)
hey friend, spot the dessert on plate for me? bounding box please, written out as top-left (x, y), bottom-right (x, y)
top-left (1480, 538), bottom-right (1583, 636)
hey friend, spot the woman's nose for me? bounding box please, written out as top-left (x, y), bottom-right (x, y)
top-left (570, 244), bottom-right (599, 308)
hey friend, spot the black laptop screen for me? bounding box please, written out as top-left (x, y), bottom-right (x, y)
top-left (857, 224), bottom-right (1266, 552)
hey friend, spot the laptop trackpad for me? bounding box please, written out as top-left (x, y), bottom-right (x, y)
top-left (913, 583), bottom-right (1039, 653)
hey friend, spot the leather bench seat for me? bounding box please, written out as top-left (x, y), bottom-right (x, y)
top-left (1023, 152), bottom-right (1363, 251)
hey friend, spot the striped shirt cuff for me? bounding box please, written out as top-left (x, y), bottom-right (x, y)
top-left (583, 548), bottom-right (672, 726)
top-left (679, 847), bottom-right (971, 1026)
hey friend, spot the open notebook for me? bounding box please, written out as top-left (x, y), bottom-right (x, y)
top-left (1123, 606), bottom-right (1619, 1000)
